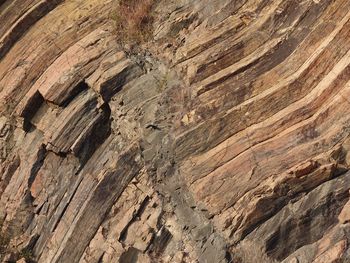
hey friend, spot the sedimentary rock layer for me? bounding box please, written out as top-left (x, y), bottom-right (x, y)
top-left (1, 0), bottom-right (350, 262)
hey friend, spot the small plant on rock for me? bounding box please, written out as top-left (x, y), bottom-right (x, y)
top-left (113, 0), bottom-right (155, 44)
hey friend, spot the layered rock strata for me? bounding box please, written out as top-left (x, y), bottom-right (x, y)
top-left (1, 0), bottom-right (350, 262)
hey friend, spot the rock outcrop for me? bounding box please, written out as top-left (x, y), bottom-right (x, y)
top-left (1, 0), bottom-right (350, 262)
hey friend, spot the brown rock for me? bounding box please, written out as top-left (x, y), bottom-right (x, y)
top-left (1, 0), bottom-right (350, 262)
top-left (338, 197), bottom-right (350, 224)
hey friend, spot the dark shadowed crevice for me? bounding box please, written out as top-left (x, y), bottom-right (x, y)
top-left (50, 195), bottom-right (71, 234)
top-left (60, 81), bottom-right (89, 108)
top-left (147, 227), bottom-right (172, 256)
top-left (119, 196), bottom-right (150, 243)
top-left (97, 61), bottom-right (143, 103)
top-left (97, 253), bottom-right (104, 263)
top-left (21, 91), bottom-right (44, 132)
top-left (73, 102), bottom-right (112, 165)
top-left (119, 247), bottom-right (140, 263)
top-left (23, 233), bottom-right (40, 259)
top-left (225, 250), bottom-right (233, 263)
top-left (99, 69), bottom-right (130, 102)
top-left (0, 0), bottom-right (7, 8)
top-left (0, 155), bottom-right (20, 197)
top-left (27, 145), bottom-right (47, 189)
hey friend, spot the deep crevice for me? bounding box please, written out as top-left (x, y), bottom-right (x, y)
top-left (147, 227), bottom-right (172, 256)
top-left (74, 102), bottom-right (112, 166)
top-left (21, 91), bottom-right (44, 132)
top-left (225, 250), bottom-right (233, 263)
top-left (61, 81), bottom-right (89, 108)
top-left (119, 196), bottom-right (150, 242)
top-left (27, 145), bottom-right (47, 189)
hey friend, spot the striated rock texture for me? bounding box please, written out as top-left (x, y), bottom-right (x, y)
top-left (1, 0), bottom-right (350, 262)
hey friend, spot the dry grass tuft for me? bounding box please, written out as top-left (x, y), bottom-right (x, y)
top-left (113, 0), bottom-right (155, 44)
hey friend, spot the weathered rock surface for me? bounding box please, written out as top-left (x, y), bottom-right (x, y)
top-left (1, 0), bottom-right (350, 262)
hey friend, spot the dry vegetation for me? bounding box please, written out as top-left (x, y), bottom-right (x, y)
top-left (0, 219), bottom-right (35, 262)
top-left (112, 0), bottom-right (155, 44)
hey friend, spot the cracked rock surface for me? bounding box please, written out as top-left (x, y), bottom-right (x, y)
top-left (1, 0), bottom-right (350, 262)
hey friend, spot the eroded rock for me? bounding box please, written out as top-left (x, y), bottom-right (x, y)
top-left (1, 0), bottom-right (350, 262)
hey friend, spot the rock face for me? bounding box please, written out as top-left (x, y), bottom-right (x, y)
top-left (1, 0), bottom-right (350, 262)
